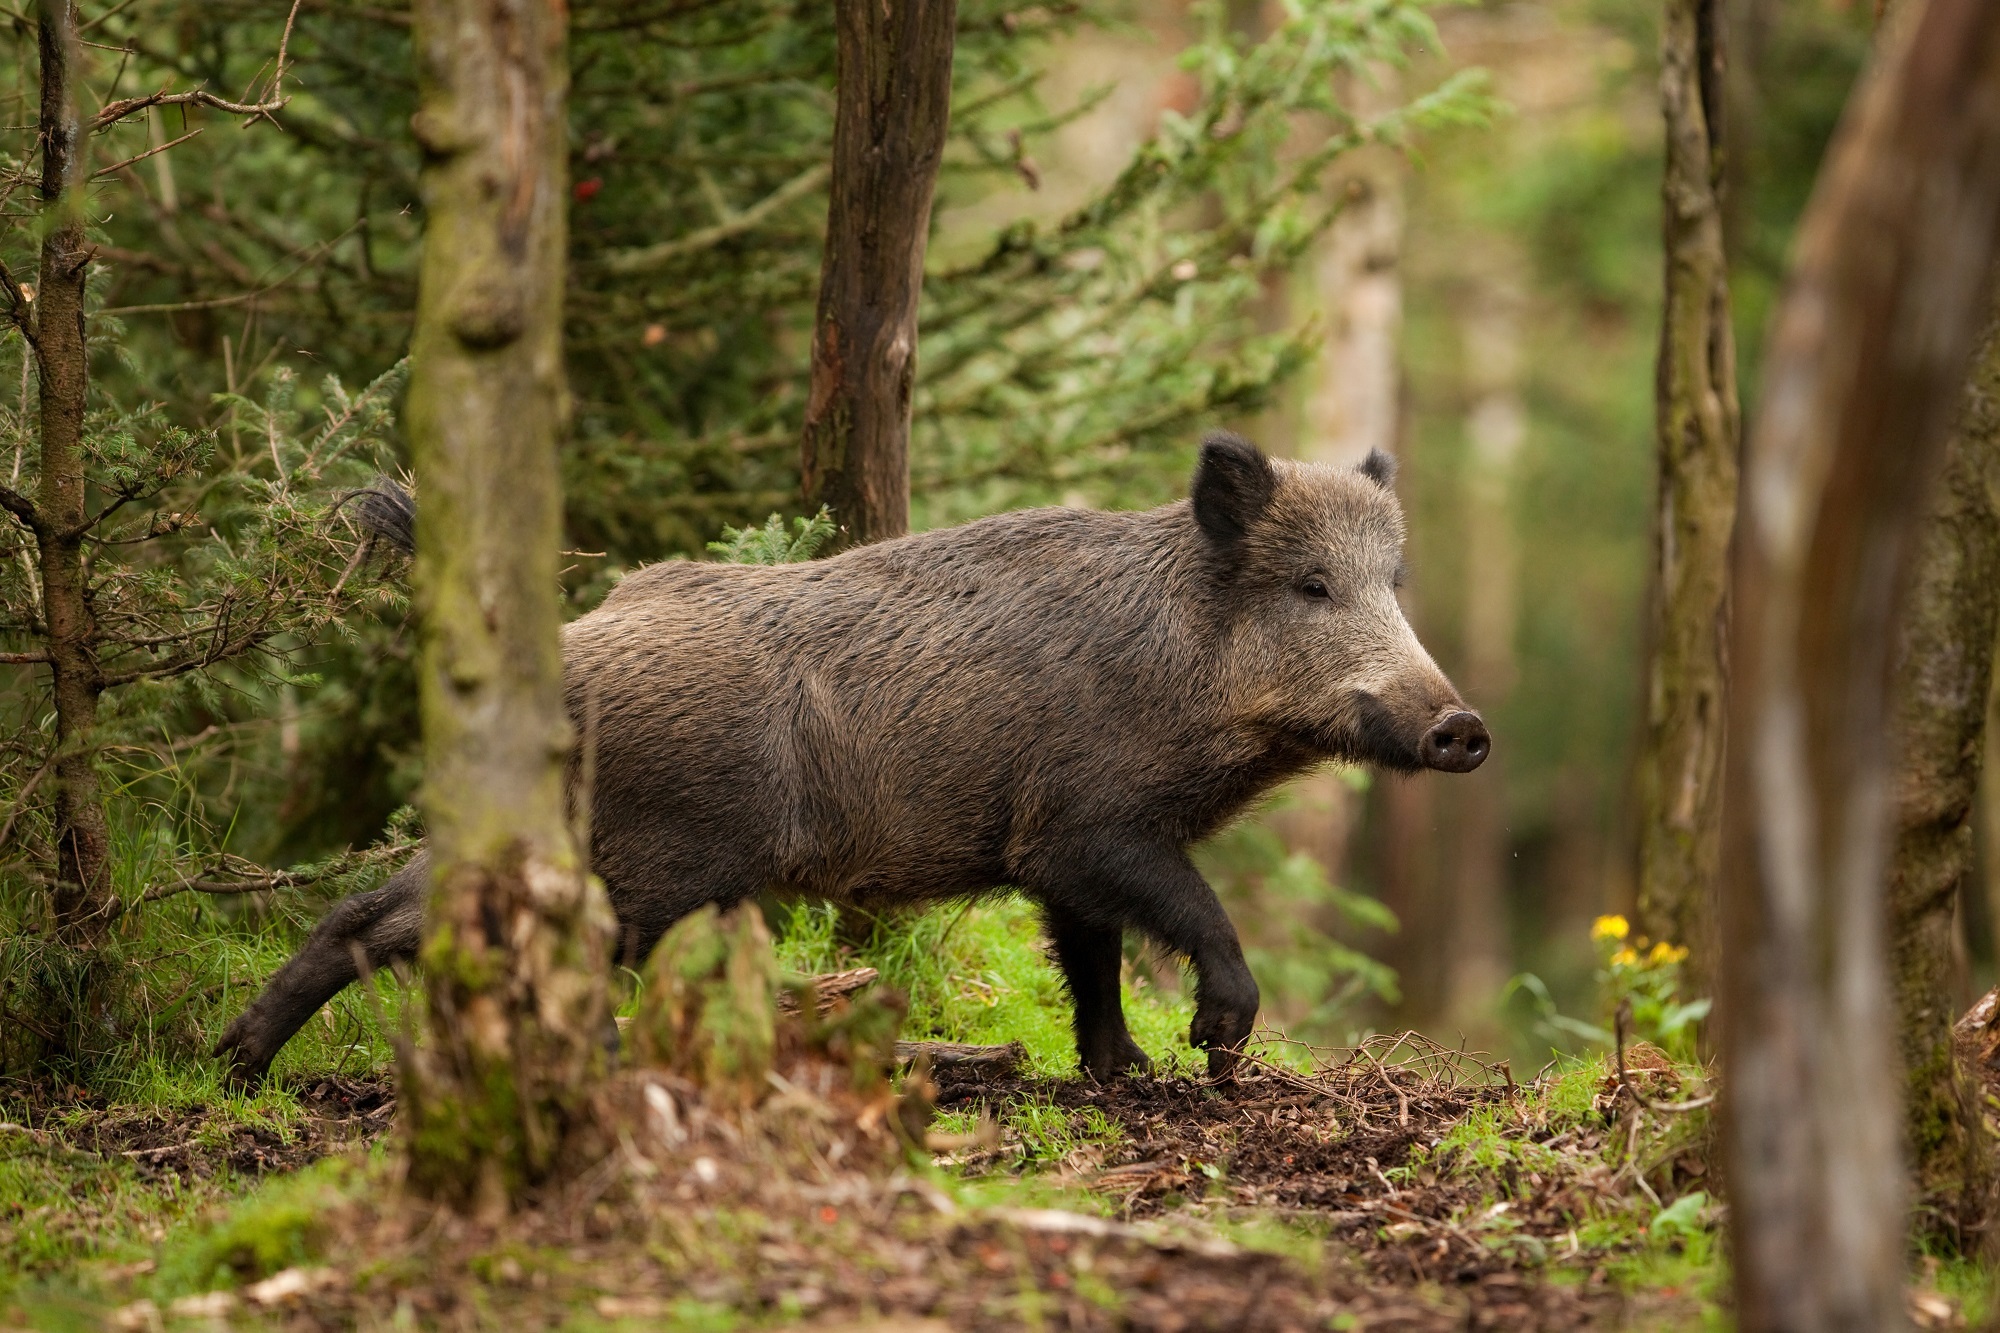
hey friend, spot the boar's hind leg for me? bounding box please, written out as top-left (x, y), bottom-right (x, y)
top-left (1042, 905), bottom-right (1151, 1080)
top-left (213, 854), bottom-right (428, 1087)
top-left (1038, 841), bottom-right (1259, 1077)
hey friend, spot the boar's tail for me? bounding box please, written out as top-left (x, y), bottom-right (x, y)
top-left (336, 476), bottom-right (416, 557)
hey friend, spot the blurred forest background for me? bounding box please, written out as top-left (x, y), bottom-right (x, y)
top-left (0, 0), bottom-right (1896, 1072)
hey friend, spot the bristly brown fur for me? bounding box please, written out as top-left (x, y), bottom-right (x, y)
top-left (218, 437), bottom-right (1479, 1083)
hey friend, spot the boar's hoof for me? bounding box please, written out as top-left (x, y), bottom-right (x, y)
top-left (213, 1022), bottom-right (275, 1091)
top-left (1420, 710), bottom-right (1490, 773)
top-left (1081, 1036), bottom-right (1153, 1082)
top-left (1190, 1000), bottom-right (1257, 1077)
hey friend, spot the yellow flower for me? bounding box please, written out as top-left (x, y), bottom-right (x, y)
top-left (1648, 941), bottom-right (1689, 967)
top-left (1610, 947), bottom-right (1640, 967)
top-left (1591, 914), bottom-right (1630, 942)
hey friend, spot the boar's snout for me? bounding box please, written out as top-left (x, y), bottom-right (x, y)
top-left (1420, 710), bottom-right (1490, 773)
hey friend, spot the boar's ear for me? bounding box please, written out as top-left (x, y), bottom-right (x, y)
top-left (1192, 431), bottom-right (1277, 550)
top-left (1356, 448), bottom-right (1397, 490)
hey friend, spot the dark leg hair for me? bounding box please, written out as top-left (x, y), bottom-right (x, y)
top-left (213, 854), bottom-right (428, 1086)
top-left (1033, 838), bottom-right (1259, 1076)
top-left (1042, 902), bottom-right (1150, 1079)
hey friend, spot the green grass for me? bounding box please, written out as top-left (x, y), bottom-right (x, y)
top-left (1394, 1051), bottom-right (1730, 1319)
top-left (770, 895), bottom-right (1203, 1079)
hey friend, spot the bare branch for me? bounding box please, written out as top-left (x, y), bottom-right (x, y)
top-left (0, 484), bottom-right (36, 529)
top-left (90, 127), bottom-right (201, 179)
top-left (0, 651), bottom-right (48, 664)
top-left (0, 257), bottom-right (36, 351)
top-left (0, 753), bottom-right (52, 853)
top-left (140, 871), bottom-right (303, 904)
top-left (95, 222), bottom-right (359, 316)
top-left (599, 163), bottom-right (830, 274)
top-left (91, 0), bottom-right (301, 133)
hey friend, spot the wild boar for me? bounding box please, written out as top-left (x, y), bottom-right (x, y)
top-left (217, 433), bottom-right (1487, 1084)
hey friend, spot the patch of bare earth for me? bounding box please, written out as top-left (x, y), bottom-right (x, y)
top-left (934, 1035), bottom-right (1710, 1330)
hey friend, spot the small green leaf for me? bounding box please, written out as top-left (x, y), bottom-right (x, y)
top-left (1650, 1191), bottom-right (1708, 1239)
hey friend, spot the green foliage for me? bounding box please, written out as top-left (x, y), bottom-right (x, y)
top-left (631, 903), bottom-right (779, 1106)
top-left (1590, 917), bottom-right (1709, 1058)
top-left (0, 349), bottom-right (409, 882)
top-left (1401, 1051), bottom-right (1721, 1301)
top-left (1194, 788), bottom-right (1399, 1045)
top-left (999, 1095), bottom-right (1125, 1169)
top-left (773, 895), bottom-right (1200, 1079)
top-left (151, 1155), bottom-right (360, 1295)
top-left (705, 507), bottom-right (838, 565)
top-left (0, 790), bottom-right (419, 1082)
top-left (1503, 914), bottom-right (1710, 1061)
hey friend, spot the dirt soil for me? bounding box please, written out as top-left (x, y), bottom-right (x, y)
top-left (10, 1074), bottom-right (395, 1181)
top-left (932, 1036), bottom-right (1693, 1330)
top-left (43, 1035), bottom-right (1710, 1330)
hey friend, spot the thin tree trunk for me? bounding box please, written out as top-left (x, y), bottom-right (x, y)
top-left (33, 0), bottom-right (111, 945)
top-left (1445, 274), bottom-right (1522, 1032)
top-left (402, 0), bottom-right (613, 1214)
top-left (1887, 319), bottom-right (2000, 1248)
top-left (799, 0), bottom-right (956, 548)
top-left (1634, 0), bottom-right (1740, 977)
top-left (1271, 133), bottom-right (1405, 907)
top-left (1718, 1), bottom-right (2000, 1325)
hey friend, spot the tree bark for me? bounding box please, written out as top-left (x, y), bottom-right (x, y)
top-left (799, 0), bottom-right (957, 548)
top-left (1445, 273), bottom-right (1523, 1034)
top-left (1718, 1), bottom-right (2000, 1325)
top-left (1634, 0), bottom-right (1740, 979)
top-left (402, 0), bottom-right (613, 1213)
top-left (1887, 319), bottom-right (2000, 1248)
top-left (33, 0), bottom-right (112, 945)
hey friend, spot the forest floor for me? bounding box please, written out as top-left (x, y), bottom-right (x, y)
top-left (2, 928), bottom-right (1994, 1331)
top-left (0, 1026), bottom-right (1799, 1331)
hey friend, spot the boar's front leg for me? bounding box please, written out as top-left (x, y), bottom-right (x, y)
top-left (1042, 904), bottom-right (1152, 1079)
top-left (1039, 840), bottom-right (1259, 1076)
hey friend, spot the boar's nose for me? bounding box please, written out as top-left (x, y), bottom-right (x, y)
top-left (1420, 711), bottom-right (1490, 773)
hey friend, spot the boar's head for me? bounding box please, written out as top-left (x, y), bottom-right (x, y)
top-left (1192, 432), bottom-right (1489, 775)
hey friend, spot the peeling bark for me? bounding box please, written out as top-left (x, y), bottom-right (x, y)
top-left (1635, 0), bottom-right (1740, 978)
top-left (799, 0), bottom-right (956, 548)
top-left (401, 0), bottom-right (613, 1213)
top-left (1718, 0), bottom-right (2000, 1324)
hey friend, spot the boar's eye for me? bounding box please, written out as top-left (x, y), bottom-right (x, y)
top-left (1301, 576), bottom-right (1331, 600)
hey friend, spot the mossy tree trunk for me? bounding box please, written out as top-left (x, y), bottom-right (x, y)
top-left (30, 0), bottom-right (112, 946)
top-left (1634, 0), bottom-right (1740, 980)
top-left (1887, 319), bottom-right (2000, 1249)
top-left (799, 0), bottom-right (957, 548)
top-left (402, 0), bottom-right (613, 1214)
top-left (1717, 1), bottom-right (2000, 1324)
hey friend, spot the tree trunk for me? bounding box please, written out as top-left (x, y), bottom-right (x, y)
top-left (1887, 318), bottom-right (2000, 1248)
top-left (1717, 1), bottom-right (2000, 1325)
top-left (799, 0), bottom-right (957, 548)
top-left (33, 0), bottom-right (111, 945)
top-left (1634, 0), bottom-right (1740, 979)
top-left (1445, 272), bottom-right (1523, 1033)
top-left (402, 0), bottom-right (613, 1214)
top-left (1270, 132), bottom-right (1405, 913)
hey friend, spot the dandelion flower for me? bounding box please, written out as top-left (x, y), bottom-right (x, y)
top-left (1591, 914), bottom-right (1630, 942)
